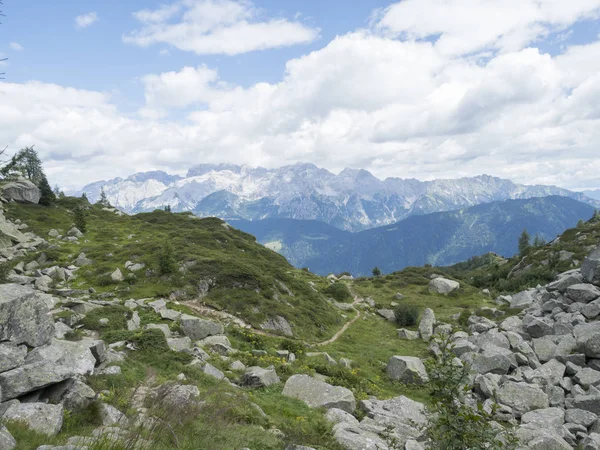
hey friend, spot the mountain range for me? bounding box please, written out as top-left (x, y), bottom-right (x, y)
top-left (78, 163), bottom-right (600, 232)
top-left (232, 196), bottom-right (596, 276)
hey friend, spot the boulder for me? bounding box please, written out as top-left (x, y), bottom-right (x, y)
top-left (470, 347), bottom-right (513, 375)
top-left (565, 408), bottom-right (597, 427)
top-left (566, 283), bottom-right (600, 303)
top-left (574, 322), bottom-right (600, 358)
top-left (98, 403), bottom-right (127, 426)
top-left (0, 217), bottom-right (28, 248)
top-left (397, 329), bottom-right (419, 340)
top-left (583, 433), bottom-right (600, 450)
top-left (282, 374), bottom-right (356, 413)
top-left (523, 315), bottom-right (554, 338)
top-left (260, 315), bottom-right (293, 337)
top-left (166, 337), bottom-right (192, 352)
top-left (521, 407), bottom-right (565, 428)
top-left (0, 284), bottom-right (55, 347)
top-left (202, 363), bottom-right (225, 380)
top-left (428, 277), bottom-right (459, 295)
top-left (570, 394), bottom-right (600, 415)
top-left (0, 342), bottom-right (27, 373)
top-left (0, 339), bottom-right (96, 401)
top-left (418, 308), bottom-right (435, 341)
top-left (360, 395), bottom-right (427, 444)
top-left (155, 383), bottom-right (200, 407)
top-left (1, 179), bottom-right (41, 203)
top-left (574, 368), bottom-right (600, 388)
top-left (0, 425), bottom-right (16, 450)
top-left (582, 246), bottom-right (600, 286)
top-left (496, 382), bottom-right (549, 417)
top-left (386, 356), bottom-right (428, 384)
top-left (110, 268), bottom-right (124, 282)
top-left (3, 402), bottom-right (63, 436)
top-left (241, 366), bottom-right (280, 388)
top-left (66, 227), bottom-right (83, 238)
top-left (510, 290), bottom-right (536, 308)
top-left (180, 315), bottom-right (223, 340)
top-left (376, 309), bottom-right (395, 321)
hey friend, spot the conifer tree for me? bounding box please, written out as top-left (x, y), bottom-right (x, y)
top-left (73, 206), bottom-right (87, 233)
top-left (98, 187), bottom-right (110, 206)
top-left (518, 229), bottom-right (530, 256)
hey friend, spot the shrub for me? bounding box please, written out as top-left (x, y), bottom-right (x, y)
top-left (323, 282), bottom-right (353, 303)
top-left (73, 206), bottom-right (87, 233)
top-left (394, 304), bottom-right (420, 326)
top-left (157, 239), bottom-right (177, 275)
top-left (424, 334), bottom-right (519, 449)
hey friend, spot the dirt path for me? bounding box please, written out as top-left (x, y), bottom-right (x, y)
top-left (182, 292), bottom-right (365, 346)
top-left (315, 295), bottom-right (364, 346)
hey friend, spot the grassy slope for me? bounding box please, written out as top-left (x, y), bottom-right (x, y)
top-left (2, 198), bottom-right (504, 449)
top-left (446, 214), bottom-right (600, 294)
top-left (4, 198), bottom-right (344, 342)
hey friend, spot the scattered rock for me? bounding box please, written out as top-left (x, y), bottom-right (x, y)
top-left (428, 277), bottom-right (459, 295)
top-left (386, 356), bottom-right (428, 384)
top-left (282, 374), bottom-right (356, 413)
top-left (241, 366), bottom-right (280, 387)
top-left (3, 402), bottom-right (63, 436)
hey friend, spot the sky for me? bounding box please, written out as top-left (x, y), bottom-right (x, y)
top-left (1, 0), bottom-right (600, 191)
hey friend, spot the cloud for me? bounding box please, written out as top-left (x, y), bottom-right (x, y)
top-left (75, 12), bottom-right (98, 29)
top-left (3, 2), bottom-right (600, 191)
top-left (123, 0), bottom-right (319, 55)
top-left (9, 42), bottom-right (24, 51)
top-left (374, 0), bottom-right (600, 56)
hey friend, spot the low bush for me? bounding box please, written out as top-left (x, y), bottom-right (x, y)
top-left (394, 304), bottom-right (420, 326)
top-left (323, 282), bottom-right (353, 303)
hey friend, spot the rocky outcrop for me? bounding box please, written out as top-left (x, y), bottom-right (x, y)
top-left (3, 403), bottom-right (64, 436)
top-left (282, 375), bottom-right (356, 413)
top-left (260, 315), bottom-right (293, 337)
top-left (1, 179), bottom-right (41, 204)
top-left (180, 315), bottom-right (224, 341)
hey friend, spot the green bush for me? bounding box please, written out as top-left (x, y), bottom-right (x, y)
top-left (323, 282), bottom-right (353, 303)
top-left (394, 304), bottom-right (420, 326)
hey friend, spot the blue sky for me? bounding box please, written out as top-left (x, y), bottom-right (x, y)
top-left (1, 0), bottom-right (600, 191)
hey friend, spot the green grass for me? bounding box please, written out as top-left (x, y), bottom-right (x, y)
top-left (4, 199), bottom-right (344, 342)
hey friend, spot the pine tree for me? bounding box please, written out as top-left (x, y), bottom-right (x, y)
top-left (38, 174), bottom-right (56, 205)
top-left (158, 240), bottom-right (177, 275)
top-left (532, 234), bottom-right (546, 247)
top-left (518, 229), bottom-right (531, 256)
top-left (98, 187), bottom-right (110, 206)
top-left (372, 266), bottom-right (381, 277)
top-left (81, 192), bottom-right (88, 201)
top-left (73, 206), bottom-right (87, 233)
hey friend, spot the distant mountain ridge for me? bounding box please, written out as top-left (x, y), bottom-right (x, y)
top-left (78, 163), bottom-right (600, 231)
top-left (233, 196), bottom-right (597, 276)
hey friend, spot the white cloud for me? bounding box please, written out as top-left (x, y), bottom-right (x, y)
top-left (75, 12), bottom-right (98, 29)
top-left (9, 42), bottom-right (24, 51)
top-left (3, 2), bottom-right (600, 191)
top-left (374, 0), bottom-right (600, 56)
top-left (123, 0), bottom-right (319, 55)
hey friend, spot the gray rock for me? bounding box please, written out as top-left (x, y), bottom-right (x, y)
top-left (582, 246), bottom-right (600, 286)
top-left (180, 315), bottom-right (224, 340)
top-left (574, 322), bottom-right (600, 358)
top-left (155, 383), bottom-right (200, 407)
top-left (203, 363), bottom-right (225, 380)
top-left (565, 408), bottom-right (597, 427)
top-left (285, 446), bottom-right (317, 450)
top-left (470, 348), bottom-right (513, 375)
top-left (66, 227), bottom-right (83, 238)
top-left (511, 290), bottom-right (536, 308)
top-left (166, 337), bottom-right (192, 352)
top-left (428, 277), bottom-right (459, 294)
top-left (126, 311), bottom-right (140, 331)
top-left (332, 422), bottom-right (390, 450)
top-left (386, 356), bottom-right (428, 384)
top-left (396, 328), bottom-right (419, 341)
top-left (360, 395), bottom-right (427, 444)
top-left (53, 379), bottom-right (96, 411)
top-left (230, 360), bottom-right (246, 371)
top-left (0, 425), bottom-right (16, 450)
top-left (571, 395), bottom-right (600, 414)
top-left (496, 382), bottom-right (549, 417)
top-left (241, 366), bottom-right (280, 387)
top-left (0, 339), bottom-right (96, 401)
top-left (260, 315), bottom-right (293, 337)
top-left (110, 268), bottom-right (124, 282)
top-left (582, 299), bottom-right (600, 319)
top-left (98, 403), bottom-right (127, 426)
top-left (282, 374), bottom-right (356, 413)
top-left (532, 337), bottom-right (557, 362)
top-left (376, 309), bottom-right (395, 321)
top-left (0, 284), bottom-right (55, 347)
top-left (521, 407), bottom-right (565, 428)
top-left (574, 368), bottom-right (600, 388)
top-left (530, 359), bottom-right (566, 386)
top-left (523, 314), bottom-right (554, 338)
top-left (1, 179), bottom-right (41, 203)
top-left (0, 342), bottom-right (27, 373)
top-left (3, 402), bottom-right (63, 436)
top-left (73, 253), bottom-right (93, 267)
top-left (583, 433), bottom-right (600, 450)
top-left (144, 323), bottom-right (172, 337)
top-left (160, 309), bottom-right (182, 321)
top-left (418, 308), bottom-right (435, 341)
top-left (566, 283), bottom-right (600, 303)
